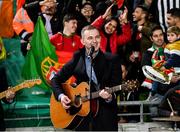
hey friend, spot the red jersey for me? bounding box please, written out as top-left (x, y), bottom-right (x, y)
top-left (50, 33), bottom-right (83, 52)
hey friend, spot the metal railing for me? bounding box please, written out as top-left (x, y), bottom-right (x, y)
top-left (117, 100), bottom-right (160, 123)
top-left (4, 100), bottom-right (160, 123)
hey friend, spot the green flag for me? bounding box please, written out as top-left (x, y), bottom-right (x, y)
top-left (22, 16), bottom-right (58, 90)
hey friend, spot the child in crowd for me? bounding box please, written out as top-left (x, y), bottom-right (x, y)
top-left (154, 26), bottom-right (180, 92)
top-left (163, 26), bottom-right (180, 72)
top-left (144, 26), bottom-right (180, 100)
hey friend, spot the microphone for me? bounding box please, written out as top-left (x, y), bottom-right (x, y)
top-left (88, 46), bottom-right (95, 58)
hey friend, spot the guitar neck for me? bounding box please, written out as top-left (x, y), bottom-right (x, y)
top-left (0, 84), bottom-right (24, 99)
top-left (82, 84), bottom-right (127, 101)
top-left (0, 79), bottom-right (41, 100)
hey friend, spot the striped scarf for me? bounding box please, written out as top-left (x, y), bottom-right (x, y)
top-left (151, 44), bottom-right (165, 68)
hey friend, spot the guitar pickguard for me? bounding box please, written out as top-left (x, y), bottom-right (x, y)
top-left (67, 105), bottom-right (82, 115)
top-left (68, 94), bottom-right (82, 115)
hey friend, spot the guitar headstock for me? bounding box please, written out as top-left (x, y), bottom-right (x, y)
top-left (24, 79), bottom-right (42, 88)
top-left (123, 80), bottom-right (139, 91)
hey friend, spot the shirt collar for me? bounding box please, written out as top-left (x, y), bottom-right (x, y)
top-left (85, 49), bottom-right (99, 59)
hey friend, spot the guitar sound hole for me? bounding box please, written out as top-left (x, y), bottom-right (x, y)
top-left (74, 95), bottom-right (82, 107)
top-left (66, 95), bottom-right (82, 115)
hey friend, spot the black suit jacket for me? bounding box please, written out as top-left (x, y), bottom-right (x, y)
top-left (51, 48), bottom-right (122, 131)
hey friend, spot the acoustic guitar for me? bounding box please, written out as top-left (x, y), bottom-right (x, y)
top-left (50, 80), bottom-right (139, 129)
top-left (0, 79), bottom-right (42, 99)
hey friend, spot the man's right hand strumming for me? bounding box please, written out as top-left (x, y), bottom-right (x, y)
top-left (60, 94), bottom-right (71, 109)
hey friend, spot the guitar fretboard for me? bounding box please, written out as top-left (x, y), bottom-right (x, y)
top-left (0, 79), bottom-right (41, 100)
top-left (82, 84), bottom-right (127, 102)
top-left (0, 84), bottom-right (25, 99)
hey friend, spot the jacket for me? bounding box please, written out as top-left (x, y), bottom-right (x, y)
top-left (50, 33), bottom-right (83, 52)
top-left (164, 39), bottom-right (180, 69)
top-left (51, 48), bottom-right (122, 131)
top-left (13, 7), bottom-right (34, 41)
top-left (92, 16), bottom-right (131, 54)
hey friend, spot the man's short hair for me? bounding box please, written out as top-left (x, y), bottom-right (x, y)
top-left (81, 25), bottom-right (99, 38)
top-left (150, 25), bottom-right (163, 37)
top-left (135, 5), bottom-right (149, 19)
top-left (172, 8), bottom-right (180, 18)
top-left (136, 5), bottom-right (148, 12)
top-left (63, 13), bottom-right (77, 24)
top-left (167, 8), bottom-right (180, 18)
top-left (81, 1), bottom-right (94, 10)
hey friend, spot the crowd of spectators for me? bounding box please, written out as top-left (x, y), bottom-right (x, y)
top-left (9, 0), bottom-right (180, 123)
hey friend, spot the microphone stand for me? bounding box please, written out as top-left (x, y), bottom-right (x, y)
top-left (88, 55), bottom-right (93, 131)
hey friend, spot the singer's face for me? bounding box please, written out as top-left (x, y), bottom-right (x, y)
top-left (81, 29), bottom-right (101, 52)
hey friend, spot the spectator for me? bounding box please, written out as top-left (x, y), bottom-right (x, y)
top-left (130, 5), bottom-right (156, 58)
top-left (146, 26), bottom-right (180, 95)
top-left (92, 4), bottom-right (130, 83)
top-left (149, 0), bottom-right (180, 32)
top-left (13, 7), bottom-right (34, 56)
top-left (167, 8), bottom-right (180, 28)
top-left (92, 3), bottom-right (132, 122)
top-left (142, 26), bottom-right (179, 101)
top-left (39, 0), bottom-right (61, 38)
top-left (125, 5), bottom-right (155, 94)
top-left (50, 14), bottom-right (83, 62)
top-left (124, 5), bottom-right (151, 120)
top-left (125, 0), bottom-right (151, 21)
top-left (92, 4), bottom-right (131, 54)
top-left (13, 0), bottom-right (61, 56)
top-left (141, 26), bottom-right (166, 95)
top-left (76, 1), bottom-right (95, 35)
top-left (166, 8), bottom-right (179, 27)
top-left (80, 1), bottom-right (95, 24)
top-left (164, 26), bottom-right (180, 71)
